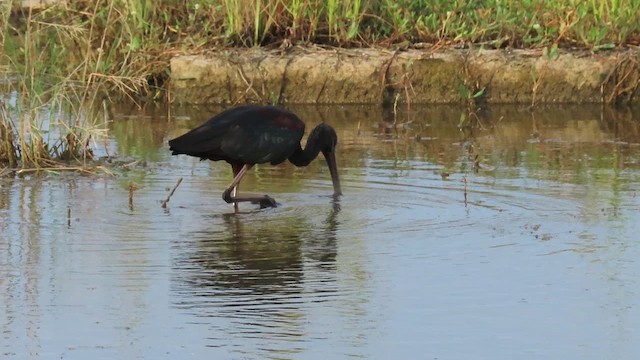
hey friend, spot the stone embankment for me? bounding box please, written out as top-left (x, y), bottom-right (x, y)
top-left (170, 47), bottom-right (640, 105)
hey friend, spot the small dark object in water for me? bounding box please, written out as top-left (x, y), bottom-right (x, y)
top-left (168, 105), bottom-right (342, 208)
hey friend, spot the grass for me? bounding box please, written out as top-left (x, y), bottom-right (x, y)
top-left (0, 1), bottom-right (146, 169)
top-left (1, 0), bottom-right (639, 168)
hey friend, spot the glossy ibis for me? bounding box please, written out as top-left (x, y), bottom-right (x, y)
top-left (168, 105), bottom-right (342, 208)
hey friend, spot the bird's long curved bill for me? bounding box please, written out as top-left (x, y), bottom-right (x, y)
top-left (324, 151), bottom-right (342, 197)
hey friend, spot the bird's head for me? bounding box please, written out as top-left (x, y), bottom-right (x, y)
top-left (309, 123), bottom-right (338, 155)
top-left (309, 123), bottom-right (341, 197)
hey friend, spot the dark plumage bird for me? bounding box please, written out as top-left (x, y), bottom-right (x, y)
top-left (168, 105), bottom-right (342, 208)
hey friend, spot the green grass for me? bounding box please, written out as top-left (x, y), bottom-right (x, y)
top-left (2, 0), bottom-right (638, 83)
top-left (3, 1), bottom-right (637, 75)
top-left (1, 0), bottom-right (639, 167)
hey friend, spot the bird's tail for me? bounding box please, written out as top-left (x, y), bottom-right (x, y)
top-left (168, 131), bottom-right (221, 161)
top-left (168, 137), bottom-right (187, 155)
top-left (168, 134), bottom-right (205, 156)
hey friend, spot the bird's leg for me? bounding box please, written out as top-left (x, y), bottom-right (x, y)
top-left (232, 186), bottom-right (239, 212)
top-left (223, 164), bottom-right (251, 205)
top-left (222, 164), bottom-right (278, 208)
top-left (231, 164), bottom-right (243, 212)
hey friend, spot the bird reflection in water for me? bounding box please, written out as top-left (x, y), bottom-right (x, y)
top-left (171, 200), bottom-right (341, 346)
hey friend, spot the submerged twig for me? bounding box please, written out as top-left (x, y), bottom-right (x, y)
top-left (463, 175), bottom-right (468, 207)
top-left (128, 182), bottom-right (140, 211)
top-left (161, 177), bottom-right (183, 208)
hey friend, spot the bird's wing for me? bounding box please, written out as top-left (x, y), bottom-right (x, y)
top-left (220, 120), bottom-right (304, 164)
top-left (169, 106), bottom-right (305, 164)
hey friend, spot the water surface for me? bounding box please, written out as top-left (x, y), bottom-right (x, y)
top-left (1, 104), bottom-right (640, 359)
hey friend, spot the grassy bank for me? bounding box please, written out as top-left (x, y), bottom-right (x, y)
top-left (1, 0), bottom-right (640, 168)
top-left (2, 0), bottom-right (639, 89)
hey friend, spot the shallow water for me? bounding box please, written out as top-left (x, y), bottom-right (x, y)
top-left (2, 104), bottom-right (640, 359)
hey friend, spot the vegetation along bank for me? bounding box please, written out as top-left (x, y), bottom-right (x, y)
top-left (3, 1), bottom-right (640, 105)
top-left (2, 0), bottom-right (640, 168)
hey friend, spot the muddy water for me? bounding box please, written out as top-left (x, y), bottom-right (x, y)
top-left (2, 104), bottom-right (640, 359)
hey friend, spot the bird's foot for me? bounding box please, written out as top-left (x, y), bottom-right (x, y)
top-left (223, 189), bottom-right (277, 208)
top-left (222, 189), bottom-right (233, 203)
top-left (253, 195), bottom-right (278, 209)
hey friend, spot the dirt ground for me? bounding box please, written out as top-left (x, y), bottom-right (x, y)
top-left (169, 46), bottom-right (640, 105)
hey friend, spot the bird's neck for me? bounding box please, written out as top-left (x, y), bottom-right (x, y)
top-left (288, 141), bottom-right (322, 167)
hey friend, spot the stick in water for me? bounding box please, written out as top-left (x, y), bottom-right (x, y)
top-left (161, 177), bottom-right (183, 208)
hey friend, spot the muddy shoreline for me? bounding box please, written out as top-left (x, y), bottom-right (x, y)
top-left (170, 47), bottom-right (640, 105)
